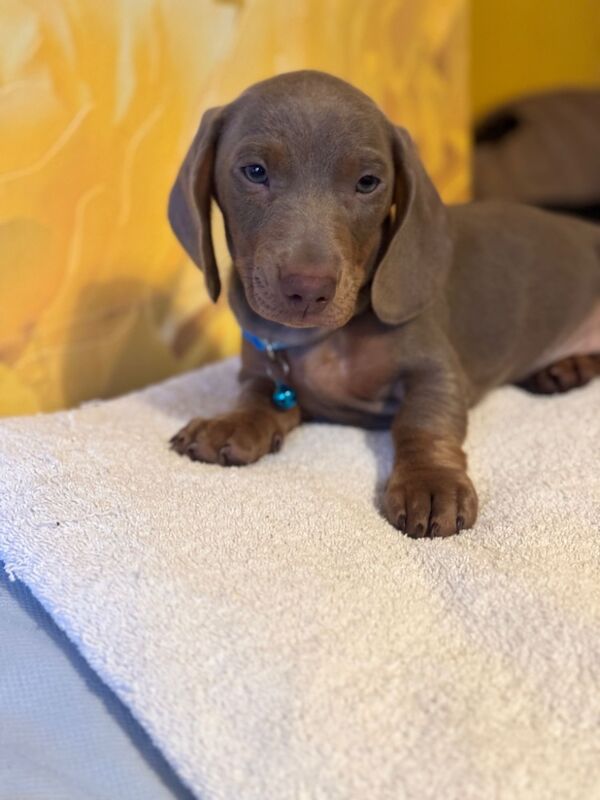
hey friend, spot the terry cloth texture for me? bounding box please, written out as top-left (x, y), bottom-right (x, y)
top-left (0, 358), bottom-right (599, 800)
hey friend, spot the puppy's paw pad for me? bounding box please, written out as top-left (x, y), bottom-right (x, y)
top-left (169, 411), bottom-right (283, 466)
top-left (384, 470), bottom-right (478, 538)
top-left (519, 354), bottom-right (600, 395)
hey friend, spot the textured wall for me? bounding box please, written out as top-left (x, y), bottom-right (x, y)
top-left (0, 0), bottom-right (468, 415)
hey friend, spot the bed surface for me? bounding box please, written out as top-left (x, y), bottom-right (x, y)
top-left (1, 359), bottom-right (599, 799)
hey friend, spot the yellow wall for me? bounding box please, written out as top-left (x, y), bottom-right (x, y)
top-left (3, 1), bottom-right (600, 416)
top-left (471, 0), bottom-right (600, 119)
top-left (1, 0), bottom-right (468, 415)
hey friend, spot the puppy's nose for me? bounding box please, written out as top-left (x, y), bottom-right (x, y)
top-left (280, 273), bottom-right (336, 313)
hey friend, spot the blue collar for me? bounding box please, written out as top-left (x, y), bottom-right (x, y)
top-left (242, 330), bottom-right (288, 353)
top-left (243, 327), bottom-right (331, 353)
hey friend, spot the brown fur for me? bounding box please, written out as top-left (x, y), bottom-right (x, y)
top-left (168, 71), bottom-right (600, 538)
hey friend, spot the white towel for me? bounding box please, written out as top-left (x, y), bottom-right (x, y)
top-left (1, 358), bottom-right (599, 800)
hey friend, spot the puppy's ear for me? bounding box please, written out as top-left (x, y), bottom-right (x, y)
top-left (371, 127), bottom-right (453, 325)
top-left (168, 106), bottom-right (224, 302)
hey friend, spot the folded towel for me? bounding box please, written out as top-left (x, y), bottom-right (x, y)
top-left (1, 358), bottom-right (599, 800)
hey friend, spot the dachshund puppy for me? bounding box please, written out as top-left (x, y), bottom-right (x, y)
top-left (168, 71), bottom-right (600, 538)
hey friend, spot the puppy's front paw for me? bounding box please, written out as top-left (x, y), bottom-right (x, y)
top-left (518, 353), bottom-right (600, 394)
top-left (384, 467), bottom-right (478, 538)
top-left (170, 409), bottom-right (284, 466)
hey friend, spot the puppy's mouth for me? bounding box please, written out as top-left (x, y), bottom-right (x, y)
top-left (244, 276), bottom-right (355, 330)
top-left (249, 297), bottom-right (351, 329)
top-left (270, 310), bottom-right (348, 329)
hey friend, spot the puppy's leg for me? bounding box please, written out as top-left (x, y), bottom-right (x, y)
top-left (170, 377), bottom-right (301, 466)
top-left (383, 369), bottom-right (477, 538)
top-left (517, 353), bottom-right (600, 394)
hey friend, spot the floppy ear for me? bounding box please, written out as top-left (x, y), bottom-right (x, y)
top-left (168, 106), bottom-right (224, 302)
top-left (371, 127), bottom-right (453, 325)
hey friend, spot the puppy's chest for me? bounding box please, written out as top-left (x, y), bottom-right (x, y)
top-left (289, 329), bottom-right (403, 425)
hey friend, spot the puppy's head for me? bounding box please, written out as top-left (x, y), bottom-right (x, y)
top-left (169, 71), bottom-right (451, 329)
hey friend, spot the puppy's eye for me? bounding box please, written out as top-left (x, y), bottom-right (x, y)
top-left (242, 164), bottom-right (268, 184)
top-left (356, 175), bottom-right (380, 194)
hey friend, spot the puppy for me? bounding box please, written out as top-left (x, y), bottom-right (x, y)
top-left (168, 71), bottom-right (600, 538)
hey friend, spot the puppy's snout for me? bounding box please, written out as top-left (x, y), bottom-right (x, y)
top-left (280, 273), bottom-right (336, 314)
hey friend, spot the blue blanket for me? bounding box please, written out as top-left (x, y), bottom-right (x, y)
top-left (0, 564), bottom-right (194, 799)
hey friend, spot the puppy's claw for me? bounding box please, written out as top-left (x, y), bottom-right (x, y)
top-left (170, 436), bottom-right (188, 454)
top-left (186, 443), bottom-right (201, 461)
top-left (271, 433), bottom-right (283, 453)
top-left (218, 445), bottom-right (232, 466)
top-left (410, 522), bottom-right (426, 539)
